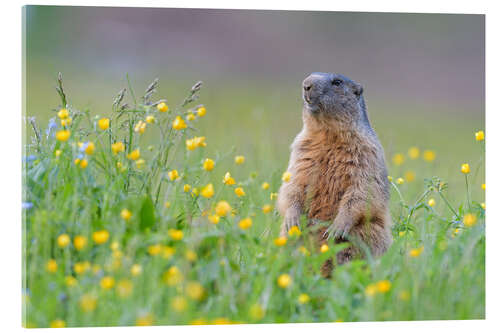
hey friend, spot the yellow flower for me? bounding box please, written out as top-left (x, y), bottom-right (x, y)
top-left (168, 169), bottom-right (179, 181)
top-left (298, 246), bottom-right (310, 256)
top-left (481, 202), bottom-right (485, 210)
top-left (392, 153), bottom-right (404, 166)
top-left (127, 149), bottom-right (140, 161)
top-left (168, 229), bottom-right (184, 241)
top-left (84, 142), bottom-right (95, 155)
top-left (146, 115), bottom-right (156, 124)
top-left (270, 192), bottom-right (278, 200)
top-left (46, 259), bottom-right (57, 273)
top-left (55, 129), bottom-right (70, 142)
top-left (212, 318), bottom-right (231, 325)
top-left (186, 281), bottom-right (205, 300)
top-left (157, 102), bottom-right (169, 112)
top-left (80, 294), bottom-right (97, 312)
top-left (427, 198), bottom-right (436, 207)
top-left (92, 230), bottom-right (110, 245)
top-left (131, 264), bottom-right (142, 276)
top-left (78, 159), bottom-right (88, 169)
top-left (186, 112), bottom-right (195, 121)
top-left (60, 117), bottom-right (72, 127)
top-left (183, 184), bottom-right (191, 192)
top-left (215, 201), bottom-right (231, 217)
top-left (463, 213), bottom-right (477, 227)
top-left (110, 241), bottom-right (119, 251)
top-left (171, 295), bottom-right (188, 312)
top-left (282, 171), bottom-right (292, 182)
top-left (117, 279), bottom-right (133, 298)
top-left (134, 120), bottom-right (147, 134)
top-left (135, 159), bottom-right (145, 169)
top-left (136, 314), bottom-right (154, 326)
top-left (73, 235), bottom-right (87, 251)
top-left (57, 234), bottom-right (70, 248)
top-left (65, 275), bottom-right (78, 287)
top-left (164, 201), bottom-right (171, 208)
top-left (121, 208), bottom-right (132, 220)
top-left (239, 217), bottom-right (252, 230)
top-left (423, 150), bottom-right (436, 162)
top-left (162, 246), bottom-right (175, 259)
top-left (398, 290), bottom-right (410, 301)
top-left (376, 280), bottom-right (391, 293)
top-left (288, 226), bottom-right (302, 237)
top-left (404, 171), bottom-right (415, 182)
top-left (191, 188), bottom-right (199, 197)
top-left (190, 318), bottom-right (208, 325)
top-left (298, 293), bottom-right (310, 304)
top-left (274, 236), bottom-right (287, 246)
top-left (409, 246), bottom-right (424, 257)
top-left (398, 230), bottom-right (406, 237)
top-left (55, 149), bottom-right (62, 157)
top-left (320, 244), bottom-right (329, 253)
top-left (396, 177), bottom-right (404, 185)
top-left (186, 136), bottom-right (207, 150)
top-left (201, 183), bottom-right (215, 198)
top-left (172, 116), bottom-right (187, 130)
top-left (163, 266), bottom-right (183, 286)
top-left (111, 142), bottom-right (125, 154)
top-left (57, 108), bottom-right (69, 119)
top-left (100, 276), bottom-right (115, 289)
top-left (98, 117), bottom-right (110, 130)
top-left (475, 130), bottom-right (484, 141)
top-left (74, 261), bottom-right (90, 275)
top-left (461, 163), bottom-right (470, 174)
top-left (223, 172), bottom-right (236, 185)
top-left (482, 183), bottom-right (485, 190)
top-left (261, 182), bottom-right (270, 190)
top-left (365, 283), bottom-right (377, 296)
top-left (203, 158), bottom-right (215, 171)
top-left (234, 187), bottom-right (245, 197)
top-left (387, 176), bottom-right (393, 182)
top-left (234, 155), bottom-right (245, 165)
top-left (249, 303), bottom-right (265, 320)
top-left (50, 319), bottom-right (66, 328)
top-left (148, 244), bottom-right (162, 256)
top-left (197, 106), bottom-right (206, 117)
top-left (277, 274), bottom-right (292, 288)
top-left (408, 147), bottom-right (420, 159)
top-left (262, 204), bottom-right (273, 214)
top-left (208, 215), bottom-right (220, 224)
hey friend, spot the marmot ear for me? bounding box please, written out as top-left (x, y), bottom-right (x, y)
top-left (354, 84), bottom-right (364, 97)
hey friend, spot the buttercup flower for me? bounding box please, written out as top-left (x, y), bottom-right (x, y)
top-left (463, 213), bottom-right (477, 227)
top-left (46, 259), bottom-right (58, 273)
top-left (409, 246), bottom-right (424, 257)
top-left (50, 320), bottom-right (66, 328)
top-left (262, 204), bottom-right (273, 214)
top-left (288, 226), bottom-right (301, 237)
top-left (111, 142), bottom-right (125, 154)
top-left (186, 113), bottom-right (196, 121)
top-left (392, 153), bottom-right (404, 166)
top-left (55, 130), bottom-right (70, 142)
top-left (163, 266), bottom-right (183, 286)
top-left (404, 171), bottom-right (415, 182)
top-left (234, 187), bottom-right (245, 197)
top-left (261, 182), bottom-right (270, 190)
top-left (475, 130), bottom-right (484, 141)
top-left (376, 280), bottom-right (391, 293)
top-left (168, 169), bottom-right (179, 181)
top-left (201, 183), bottom-right (215, 198)
top-left (127, 149), bottom-right (140, 161)
top-left (320, 244), bottom-right (329, 253)
top-left (223, 172), bottom-right (236, 185)
top-left (396, 178), bottom-right (404, 185)
top-left (172, 116), bottom-right (187, 130)
top-left (208, 214), bottom-right (220, 224)
top-left (73, 235), bottom-right (87, 251)
top-left (186, 281), bottom-right (205, 300)
top-left (168, 229), bottom-right (184, 241)
top-left (408, 147), bottom-right (420, 159)
top-left (57, 108), bottom-right (69, 119)
top-left (131, 264), bottom-right (142, 276)
top-left (183, 184), bottom-right (191, 192)
top-left (423, 150), bottom-right (436, 162)
top-left (365, 284), bottom-right (377, 296)
top-left (80, 294), bottom-right (97, 312)
top-left (121, 208), bottom-right (132, 221)
top-left (197, 106), bottom-right (206, 117)
top-left (282, 171), bottom-right (292, 182)
top-left (134, 120), bottom-right (146, 134)
top-left (234, 155), bottom-right (245, 165)
top-left (100, 276), bottom-right (115, 289)
top-left (428, 198), bottom-right (436, 207)
top-left (92, 230), bottom-right (110, 244)
top-left (203, 158), bottom-right (215, 171)
top-left (215, 201), bottom-right (231, 217)
top-left (98, 118), bottom-right (110, 130)
top-left (298, 293), bottom-right (310, 304)
top-left (461, 163), bottom-right (470, 174)
top-left (277, 274), bottom-right (292, 288)
top-left (239, 217), bottom-right (252, 230)
top-left (146, 115), bottom-right (156, 124)
top-left (157, 102), bottom-right (169, 112)
top-left (274, 236), bottom-right (287, 246)
top-left (57, 234), bottom-right (70, 248)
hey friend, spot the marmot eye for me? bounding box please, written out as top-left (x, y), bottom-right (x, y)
top-left (332, 79), bottom-right (342, 86)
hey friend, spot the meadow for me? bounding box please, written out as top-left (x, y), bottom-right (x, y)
top-left (22, 74), bottom-right (485, 327)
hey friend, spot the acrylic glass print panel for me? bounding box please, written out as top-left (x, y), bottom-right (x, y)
top-left (22, 6), bottom-right (485, 328)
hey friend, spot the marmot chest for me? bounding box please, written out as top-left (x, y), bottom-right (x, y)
top-left (302, 143), bottom-right (361, 221)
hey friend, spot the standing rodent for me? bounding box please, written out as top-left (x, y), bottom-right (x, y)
top-left (277, 72), bottom-right (392, 276)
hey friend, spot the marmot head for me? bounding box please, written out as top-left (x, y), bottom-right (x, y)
top-left (302, 72), bottom-right (366, 125)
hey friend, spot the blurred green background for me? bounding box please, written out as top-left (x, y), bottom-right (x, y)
top-left (23, 6), bottom-right (485, 195)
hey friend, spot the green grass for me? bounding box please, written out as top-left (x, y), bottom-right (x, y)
top-left (22, 75), bottom-right (485, 328)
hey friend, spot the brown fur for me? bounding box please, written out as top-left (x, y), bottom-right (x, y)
top-left (278, 74), bottom-right (392, 277)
